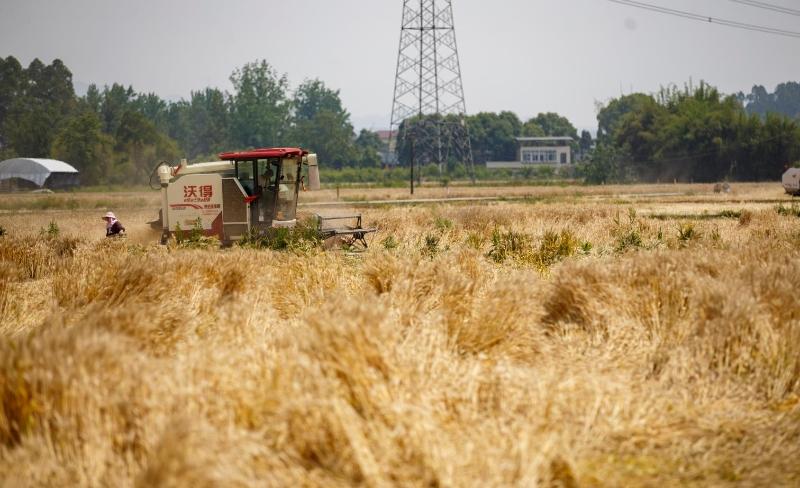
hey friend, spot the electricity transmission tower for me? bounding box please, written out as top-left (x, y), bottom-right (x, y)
top-left (389, 0), bottom-right (474, 188)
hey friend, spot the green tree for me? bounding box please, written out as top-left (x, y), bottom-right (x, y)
top-left (113, 110), bottom-right (179, 183)
top-left (293, 79), bottom-right (347, 122)
top-left (292, 110), bottom-right (356, 169)
top-left (395, 113), bottom-right (473, 171)
top-left (0, 56), bottom-right (25, 152)
top-left (749, 113), bottom-right (800, 180)
top-left (289, 79), bottom-right (356, 168)
top-left (81, 83), bottom-right (102, 114)
top-left (595, 82), bottom-right (800, 183)
top-left (524, 112), bottom-right (578, 138)
top-left (578, 144), bottom-right (631, 184)
top-left (609, 95), bottom-right (666, 177)
top-left (579, 130), bottom-right (593, 155)
top-left (651, 83), bottom-right (739, 181)
top-left (395, 114), bottom-right (442, 167)
top-left (354, 129), bottom-right (383, 168)
top-left (229, 60), bottom-right (290, 148)
top-left (467, 111), bottom-right (522, 162)
top-left (3, 58), bottom-right (76, 157)
top-left (132, 92), bottom-right (170, 132)
top-left (169, 88), bottom-right (230, 158)
top-left (743, 82), bottom-right (800, 120)
top-left (51, 112), bottom-right (114, 185)
top-left (99, 83), bottom-right (136, 134)
top-left (773, 83), bottom-right (800, 119)
top-left (596, 93), bottom-right (655, 144)
top-left (520, 119), bottom-right (545, 137)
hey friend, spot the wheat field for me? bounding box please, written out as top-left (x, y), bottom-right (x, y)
top-left (1, 183), bottom-right (799, 487)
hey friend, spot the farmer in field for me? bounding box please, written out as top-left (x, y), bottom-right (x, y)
top-left (102, 211), bottom-right (126, 237)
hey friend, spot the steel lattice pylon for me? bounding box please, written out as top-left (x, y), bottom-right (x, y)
top-left (389, 0), bottom-right (474, 177)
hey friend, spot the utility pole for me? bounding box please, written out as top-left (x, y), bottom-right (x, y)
top-left (389, 0), bottom-right (475, 193)
top-left (410, 138), bottom-right (415, 195)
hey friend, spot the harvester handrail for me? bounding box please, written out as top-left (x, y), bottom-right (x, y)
top-left (318, 215), bottom-right (363, 221)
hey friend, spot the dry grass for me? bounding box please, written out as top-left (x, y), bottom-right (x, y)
top-left (1, 183), bottom-right (799, 486)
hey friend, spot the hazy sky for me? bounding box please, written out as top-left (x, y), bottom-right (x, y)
top-left (1, 0), bottom-right (797, 132)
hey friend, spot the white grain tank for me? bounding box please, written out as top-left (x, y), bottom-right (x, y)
top-left (783, 167), bottom-right (800, 196)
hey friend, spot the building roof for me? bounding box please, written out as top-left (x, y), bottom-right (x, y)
top-left (376, 130), bottom-right (397, 141)
top-left (0, 158), bottom-right (78, 187)
top-left (515, 137), bottom-right (575, 142)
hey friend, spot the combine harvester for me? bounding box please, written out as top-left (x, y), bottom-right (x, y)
top-left (150, 147), bottom-right (375, 247)
top-left (783, 167), bottom-right (800, 196)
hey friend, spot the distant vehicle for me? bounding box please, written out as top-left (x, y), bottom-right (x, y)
top-left (783, 168), bottom-right (800, 196)
top-left (713, 182), bottom-right (731, 194)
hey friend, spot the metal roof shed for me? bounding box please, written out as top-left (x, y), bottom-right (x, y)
top-left (0, 158), bottom-right (80, 190)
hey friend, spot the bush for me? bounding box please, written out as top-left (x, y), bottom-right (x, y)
top-left (488, 228), bottom-right (579, 271)
top-left (381, 235), bottom-right (399, 250)
top-left (612, 209), bottom-right (644, 253)
top-left (677, 222), bottom-right (700, 242)
top-left (776, 203), bottom-right (800, 217)
top-left (488, 229), bottom-right (530, 264)
top-left (237, 218), bottom-right (321, 253)
top-left (39, 221), bottom-right (60, 239)
top-left (465, 232), bottom-right (487, 251)
top-left (535, 230), bottom-right (580, 269)
top-left (614, 229), bottom-right (643, 253)
top-left (718, 210), bottom-right (742, 219)
top-left (433, 216), bottom-right (454, 232)
top-left (173, 219), bottom-right (220, 250)
top-left (422, 234), bottom-right (441, 258)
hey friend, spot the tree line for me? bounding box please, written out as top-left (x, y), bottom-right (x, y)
top-left (583, 82), bottom-right (800, 183)
top-left (0, 56), bottom-right (382, 185)
top-left (2, 55), bottom-right (799, 186)
top-left (394, 82), bottom-right (800, 184)
top-left (0, 55), bottom-right (593, 186)
top-left (395, 111), bottom-right (591, 167)
top-left (740, 82), bottom-right (800, 121)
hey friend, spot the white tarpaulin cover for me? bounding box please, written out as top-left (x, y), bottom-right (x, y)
top-left (0, 158), bottom-right (78, 187)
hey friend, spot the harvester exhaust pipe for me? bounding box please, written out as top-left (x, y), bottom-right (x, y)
top-left (307, 153), bottom-right (320, 191)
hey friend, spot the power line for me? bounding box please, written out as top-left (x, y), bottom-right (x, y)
top-left (729, 0), bottom-right (800, 17)
top-left (606, 0), bottom-right (800, 39)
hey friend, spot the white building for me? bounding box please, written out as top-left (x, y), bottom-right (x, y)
top-left (487, 136), bottom-right (574, 169)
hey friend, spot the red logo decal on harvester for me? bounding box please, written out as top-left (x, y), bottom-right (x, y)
top-left (183, 184), bottom-right (213, 203)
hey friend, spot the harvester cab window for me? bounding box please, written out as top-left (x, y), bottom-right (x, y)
top-left (258, 161), bottom-right (273, 189)
top-left (275, 160), bottom-right (300, 221)
top-left (259, 160), bottom-right (281, 223)
top-left (236, 161), bottom-right (256, 195)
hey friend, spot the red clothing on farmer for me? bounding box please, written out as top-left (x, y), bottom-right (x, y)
top-left (102, 211), bottom-right (125, 237)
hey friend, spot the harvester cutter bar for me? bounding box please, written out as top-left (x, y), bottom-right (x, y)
top-left (316, 214), bottom-right (377, 248)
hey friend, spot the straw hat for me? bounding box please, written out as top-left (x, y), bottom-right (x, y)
top-left (102, 211), bottom-right (116, 221)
